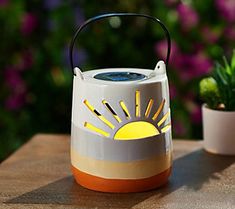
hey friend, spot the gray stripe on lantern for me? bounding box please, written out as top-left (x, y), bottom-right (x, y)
top-left (71, 123), bottom-right (172, 162)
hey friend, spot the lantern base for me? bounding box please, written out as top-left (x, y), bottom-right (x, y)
top-left (71, 165), bottom-right (171, 193)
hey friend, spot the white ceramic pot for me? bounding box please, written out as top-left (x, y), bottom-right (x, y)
top-left (202, 104), bottom-right (235, 155)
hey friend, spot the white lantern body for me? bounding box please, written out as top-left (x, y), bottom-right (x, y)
top-left (69, 13), bottom-right (173, 193)
top-left (71, 63), bottom-right (173, 192)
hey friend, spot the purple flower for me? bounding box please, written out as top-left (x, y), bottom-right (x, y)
top-left (21, 50), bottom-right (33, 70)
top-left (169, 83), bottom-right (177, 99)
top-left (201, 26), bottom-right (221, 43)
top-left (224, 26), bottom-right (235, 40)
top-left (173, 119), bottom-right (187, 136)
top-left (154, 39), bottom-right (181, 66)
top-left (4, 68), bottom-right (27, 110)
top-left (155, 40), bottom-right (212, 80)
top-left (0, 0), bottom-right (8, 7)
top-left (16, 50), bottom-right (34, 71)
top-left (44, 0), bottom-right (61, 10)
top-left (5, 93), bottom-right (26, 111)
top-left (4, 68), bottom-right (26, 93)
top-left (21, 13), bottom-right (38, 36)
top-left (216, 0), bottom-right (235, 22)
top-left (190, 105), bottom-right (202, 124)
top-left (177, 3), bottom-right (199, 31)
top-left (176, 52), bottom-right (213, 81)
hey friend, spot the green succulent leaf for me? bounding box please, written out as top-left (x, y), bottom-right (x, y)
top-left (209, 51), bottom-right (235, 111)
top-left (214, 63), bottom-right (228, 86)
top-left (223, 56), bottom-right (232, 75)
top-left (200, 51), bottom-right (235, 111)
top-left (231, 50), bottom-right (235, 72)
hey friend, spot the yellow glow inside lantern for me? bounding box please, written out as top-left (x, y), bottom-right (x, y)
top-left (114, 121), bottom-right (159, 140)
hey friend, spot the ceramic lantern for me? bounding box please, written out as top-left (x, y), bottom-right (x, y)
top-left (69, 13), bottom-right (173, 193)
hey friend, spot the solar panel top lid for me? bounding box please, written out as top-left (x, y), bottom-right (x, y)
top-left (69, 13), bottom-right (173, 193)
top-left (94, 72), bottom-right (146, 81)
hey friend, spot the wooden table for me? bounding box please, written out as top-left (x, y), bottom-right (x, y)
top-left (0, 134), bottom-right (234, 209)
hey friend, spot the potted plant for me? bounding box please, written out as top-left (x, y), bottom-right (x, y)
top-left (199, 51), bottom-right (235, 155)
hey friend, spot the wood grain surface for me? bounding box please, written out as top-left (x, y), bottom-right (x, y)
top-left (0, 134), bottom-right (234, 209)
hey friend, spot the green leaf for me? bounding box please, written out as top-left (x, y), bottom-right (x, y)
top-left (223, 56), bottom-right (232, 75)
top-left (215, 65), bottom-right (228, 86)
top-left (231, 50), bottom-right (235, 73)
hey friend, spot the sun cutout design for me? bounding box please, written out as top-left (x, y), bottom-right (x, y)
top-left (83, 90), bottom-right (171, 140)
top-left (114, 121), bottom-right (159, 140)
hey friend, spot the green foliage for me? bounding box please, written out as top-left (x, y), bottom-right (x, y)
top-left (200, 51), bottom-right (235, 111)
top-left (213, 51), bottom-right (235, 110)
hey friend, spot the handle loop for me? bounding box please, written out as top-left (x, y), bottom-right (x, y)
top-left (69, 13), bottom-right (171, 75)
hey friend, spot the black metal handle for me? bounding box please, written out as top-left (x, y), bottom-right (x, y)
top-left (69, 13), bottom-right (171, 75)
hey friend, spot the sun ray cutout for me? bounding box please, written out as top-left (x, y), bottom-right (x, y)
top-left (135, 90), bottom-right (140, 117)
top-left (84, 122), bottom-right (110, 137)
top-left (120, 101), bottom-right (131, 119)
top-left (145, 99), bottom-right (154, 118)
top-left (157, 110), bottom-right (170, 127)
top-left (83, 91), bottom-right (171, 140)
top-left (84, 100), bottom-right (115, 129)
top-left (161, 123), bottom-right (171, 133)
top-left (152, 99), bottom-right (165, 121)
top-left (102, 100), bottom-right (122, 123)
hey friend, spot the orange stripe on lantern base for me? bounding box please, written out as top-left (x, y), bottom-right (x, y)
top-left (72, 165), bottom-right (171, 193)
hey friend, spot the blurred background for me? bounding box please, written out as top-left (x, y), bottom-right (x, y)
top-left (1, 0), bottom-right (235, 161)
